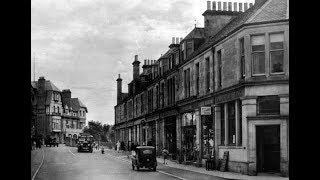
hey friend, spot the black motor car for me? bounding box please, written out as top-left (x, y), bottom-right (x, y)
top-left (45, 137), bottom-right (59, 147)
top-left (77, 134), bottom-right (93, 153)
top-left (131, 146), bottom-right (157, 171)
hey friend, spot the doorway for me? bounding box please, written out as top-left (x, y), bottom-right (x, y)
top-left (256, 125), bottom-right (280, 173)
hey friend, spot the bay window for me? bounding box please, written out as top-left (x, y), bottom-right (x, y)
top-left (270, 33), bottom-right (284, 73)
top-left (251, 35), bottom-right (265, 75)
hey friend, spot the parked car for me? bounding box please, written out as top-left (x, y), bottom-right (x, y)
top-left (131, 146), bottom-right (157, 171)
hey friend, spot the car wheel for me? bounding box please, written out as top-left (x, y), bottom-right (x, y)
top-left (78, 149), bottom-right (80, 152)
top-left (132, 165), bottom-right (135, 170)
top-left (137, 166), bottom-right (140, 171)
top-left (153, 167), bottom-right (156, 171)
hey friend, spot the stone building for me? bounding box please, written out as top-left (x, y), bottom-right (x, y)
top-left (114, 0), bottom-right (288, 176)
top-left (32, 77), bottom-right (88, 143)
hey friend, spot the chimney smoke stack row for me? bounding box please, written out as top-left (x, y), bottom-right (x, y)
top-left (244, 3), bottom-right (248, 11)
top-left (223, 2), bottom-right (227, 11)
top-left (228, 2), bottom-right (232, 11)
top-left (212, 1), bottom-right (216, 10)
top-left (209, 1), bottom-right (253, 12)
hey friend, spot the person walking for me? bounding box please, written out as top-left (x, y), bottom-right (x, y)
top-left (116, 141), bottom-right (120, 153)
top-left (162, 148), bottom-right (169, 164)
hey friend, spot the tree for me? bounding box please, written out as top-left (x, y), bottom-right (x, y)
top-left (83, 121), bottom-right (114, 142)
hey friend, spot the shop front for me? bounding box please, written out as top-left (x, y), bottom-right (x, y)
top-left (181, 111), bottom-right (198, 164)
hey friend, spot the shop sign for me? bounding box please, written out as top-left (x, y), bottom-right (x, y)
top-left (215, 89), bottom-right (244, 104)
top-left (201, 107), bottom-right (211, 115)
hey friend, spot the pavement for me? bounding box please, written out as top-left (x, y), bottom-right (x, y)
top-left (101, 146), bottom-right (289, 180)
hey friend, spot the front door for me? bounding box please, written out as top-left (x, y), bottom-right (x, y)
top-left (256, 125), bottom-right (280, 172)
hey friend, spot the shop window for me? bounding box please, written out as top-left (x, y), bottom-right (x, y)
top-left (270, 33), bottom-right (284, 74)
top-left (257, 96), bottom-right (280, 115)
top-left (202, 114), bottom-right (214, 159)
top-left (228, 101), bottom-right (236, 145)
top-left (251, 35), bottom-right (265, 75)
top-left (220, 105), bottom-right (225, 145)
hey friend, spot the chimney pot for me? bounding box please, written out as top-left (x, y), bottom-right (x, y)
top-left (233, 2), bottom-right (237, 11)
top-left (244, 3), bottom-right (248, 11)
top-left (207, 1), bottom-right (211, 10)
top-left (218, 1), bottom-right (221, 11)
top-left (172, 37), bottom-right (175, 44)
top-left (135, 55), bottom-right (138, 61)
top-left (144, 60), bottom-right (146, 65)
top-left (249, 3), bottom-right (253, 8)
top-left (228, 2), bottom-right (232, 11)
top-left (239, 3), bottom-right (243, 12)
top-left (176, 37), bottom-right (179, 44)
top-left (180, 37), bottom-right (183, 43)
top-left (118, 74), bottom-right (120, 78)
top-left (212, 1), bottom-right (216, 10)
top-left (223, 2), bottom-right (227, 11)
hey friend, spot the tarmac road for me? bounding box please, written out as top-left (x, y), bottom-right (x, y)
top-left (32, 144), bottom-right (228, 180)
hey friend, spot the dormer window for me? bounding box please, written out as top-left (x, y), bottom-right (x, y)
top-left (186, 41), bottom-right (193, 57)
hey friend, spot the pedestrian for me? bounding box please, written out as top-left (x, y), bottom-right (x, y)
top-left (131, 142), bottom-right (136, 156)
top-left (120, 141), bottom-right (125, 152)
top-left (162, 148), bottom-right (169, 164)
top-left (116, 141), bottom-right (120, 153)
top-left (33, 139), bottom-right (36, 150)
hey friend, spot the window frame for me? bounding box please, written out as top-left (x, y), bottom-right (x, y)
top-left (239, 37), bottom-right (245, 79)
top-left (269, 32), bottom-right (285, 75)
top-left (257, 95), bottom-right (280, 115)
top-left (250, 34), bottom-right (266, 76)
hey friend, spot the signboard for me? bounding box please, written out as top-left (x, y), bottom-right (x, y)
top-left (215, 89), bottom-right (244, 104)
top-left (201, 107), bottom-right (212, 115)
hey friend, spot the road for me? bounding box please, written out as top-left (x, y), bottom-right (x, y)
top-left (32, 145), bottom-right (228, 180)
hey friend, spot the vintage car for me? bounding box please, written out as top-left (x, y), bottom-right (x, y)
top-left (131, 146), bottom-right (157, 171)
top-left (77, 134), bottom-right (93, 153)
top-left (45, 137), bottom-right (59, 147)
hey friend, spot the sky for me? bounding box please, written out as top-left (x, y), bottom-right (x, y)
top-left (31, 0), bottom-right (254, 126)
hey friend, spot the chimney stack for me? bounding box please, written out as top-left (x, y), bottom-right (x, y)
top-left (234, 2), bottom-right (237, 11)
top-left (244, 3), bottom-right (248, 11)
top-left (38, 76), bottom-right (46, 93)
top-left (207, 1), bottom-right (211, 10)
top-left (228, 2), bottom-right (232, 11)
top-left (62, 89), bottom-right (72, 99)
top-left (223, 2), bottom-right (227, 11)
top-left (239, 3), bottom-right (243, 12)
top-left (212, 1), bottom-right (216, 10)
top-left (116, 74), bottom-right (122, 104)
top-left (132, 55), bottom-right (140, 80)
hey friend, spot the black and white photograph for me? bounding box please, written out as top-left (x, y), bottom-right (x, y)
top-left (31, 0), bottom-right (289, 179)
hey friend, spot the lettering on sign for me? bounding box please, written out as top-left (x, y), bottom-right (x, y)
top-left (201, 107), bottom-right (212, 115)
top-left (215, 89), bottom-right (244, 104)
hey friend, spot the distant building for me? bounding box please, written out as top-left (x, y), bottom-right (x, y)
top-left (32, 77), bottom-right (88, 143)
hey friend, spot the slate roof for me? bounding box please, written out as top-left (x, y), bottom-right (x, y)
top-left (182, 27), bottom-right (206, 41)
top-left (183, 0), bottom-right (288, 64)
top-left (62, 98), bottom-right (88, 112)
top-left (31, 80), bottom-right (61, 92)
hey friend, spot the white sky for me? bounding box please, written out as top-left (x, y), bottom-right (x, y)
top-left (31, 0), bottom-right (255, 126)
